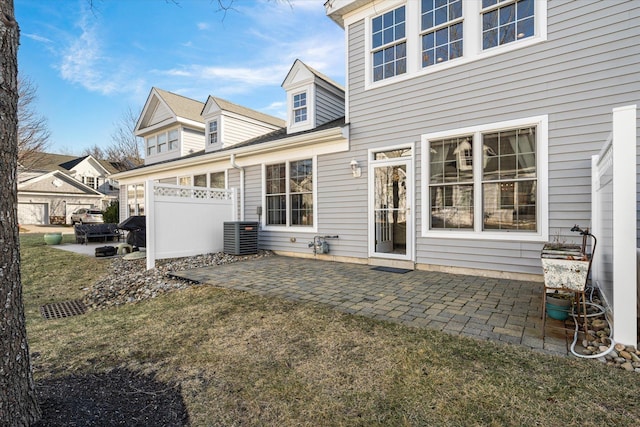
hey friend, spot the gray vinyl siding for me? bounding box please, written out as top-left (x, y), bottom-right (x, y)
top-left (223, 116), bottom-right (280, 148)
top-left (181, 127), bottom-right (205, 156)
top-left (236, 153), bottom-right (367, 258)
top-left (345, 1), bottom-right (640, 275)
top-left (315, 85), bottom-right (345, 127)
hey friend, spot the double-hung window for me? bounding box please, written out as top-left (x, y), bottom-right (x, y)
top-left (293, 92), bottom-right (307, 123)
top-left (422, 116), bottom-right (547, 240)
top-left (146, 136), bottom-right (156, 156)
top-left (168, 129), bottom-right (179, 150)
top-left (481, 0), bottom-right (534, 50)
top-left (157, 132), bottom-right (167, 153)
top-left (265, 159), bottom-right (314, 227)
top-left (85, 176), bottom-right (96, 189)
top-left (421, 0), bottom-right (463, 67)
top-left (208, 120), bottom-right (218, 145)
top-left (372, 6), bottom-right (406, 82)
top-left (365, 0), bottom-right (544, 87)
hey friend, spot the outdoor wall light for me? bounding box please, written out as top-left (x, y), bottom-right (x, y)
top-left (350, 159), bottom-right (361, 178)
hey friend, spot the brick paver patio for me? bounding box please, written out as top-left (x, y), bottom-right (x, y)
top-left (173, 255), bottom-right (572, 356)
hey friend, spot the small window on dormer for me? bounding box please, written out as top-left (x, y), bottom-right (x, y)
top-left (293, 92), bottom-right (307, 123)
top-left (157, 133), bottom-right (167, 153)
top-left (208, 120), bottom-right (218, 145)
top-left (146, 136), bottom-right (157, 156)
top-left (168, 129), bottom-right (179, 150)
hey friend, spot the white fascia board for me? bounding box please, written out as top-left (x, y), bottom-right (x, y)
top-left (342, 0), bottom-right (403, 27)
top-left (136, 117), bottom-right (205, 137)
top-left (113, 125), bottom-right (348, 180)
top-left (18, 191), bottom-right (104, 199)
top-left (177, 117), bottom-right (205, 130)
top-left (18, 170), bottom-right (104, 195)
top-left (79, 155), bottom-right (111, 176)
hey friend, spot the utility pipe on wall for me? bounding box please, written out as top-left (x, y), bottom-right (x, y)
top-left (230, 154), bottom-right (245, 221)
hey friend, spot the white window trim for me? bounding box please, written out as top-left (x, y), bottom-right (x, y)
top-left (293, 91), bottom-right (308, 124)
top-left (207, 117), bottom-right (222, 148)
top-left (287, 84), bottom-right (315, 133)
top-left (361, 0), bottom-right (547, 91)
top-left (261, 156), bottom-right (318, 233)
top-left (168, 129), bottom-right (180, 151)
top-left (146, 128), bottom-right (180, 157)
top-left (209, 170), bottom-right (227, 189)
top-left (420, 115), bottom-right (548, 242)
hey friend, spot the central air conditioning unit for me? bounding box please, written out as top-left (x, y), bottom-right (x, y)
top-left (223, 221), bottom-right (259, 255)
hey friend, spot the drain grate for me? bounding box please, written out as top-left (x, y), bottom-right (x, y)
top-left (40, 300), bottom-right (87, 320)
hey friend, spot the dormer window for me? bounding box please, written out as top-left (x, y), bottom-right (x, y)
top-left (293, 92), bottom-right (307, 123)
top-left (146, 135), bottom-right (157, 156)
top-left (157, 132), bottom-right (167, 153)
top-left (168, 129), bottom-right (179, 150)
top-left (208, 120), bottom-right (218, 145)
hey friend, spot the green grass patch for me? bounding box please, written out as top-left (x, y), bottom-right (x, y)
top-left (21, 234), bottom-right (640, 426)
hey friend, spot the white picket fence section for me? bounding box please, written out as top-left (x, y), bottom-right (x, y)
top-left (591, 105), bottom-right (637, 347)
top-left (145, 181), bottom-right (237, 270)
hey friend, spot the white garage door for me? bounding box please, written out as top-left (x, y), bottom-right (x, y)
top-left (18, 203), bottom-right (48, 225)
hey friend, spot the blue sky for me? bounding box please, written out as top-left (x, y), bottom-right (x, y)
top-left (15, 0), bottom-right (345, 155)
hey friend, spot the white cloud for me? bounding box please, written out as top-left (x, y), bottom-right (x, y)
top-left (197, 22), bottom-right (209, 30)
top-left (58, 10), bottom-right (146, 96)
top-left (23, 33), bottom-right (53, 44)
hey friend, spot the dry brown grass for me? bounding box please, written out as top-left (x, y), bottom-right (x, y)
top-left (21, 234), bottom-right (640, 426)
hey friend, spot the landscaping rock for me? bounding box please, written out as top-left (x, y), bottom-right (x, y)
top-left (83, 251), bottom-right (273, 309)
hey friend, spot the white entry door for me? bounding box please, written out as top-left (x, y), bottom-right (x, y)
top-left (370, 148), bottom-right (413, 261)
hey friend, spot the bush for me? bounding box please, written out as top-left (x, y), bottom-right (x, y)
top-left (103, 201), bottom-right (119, 224)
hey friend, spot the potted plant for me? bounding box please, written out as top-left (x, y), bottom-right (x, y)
top-left (545, 291), bottom-right (573, 320)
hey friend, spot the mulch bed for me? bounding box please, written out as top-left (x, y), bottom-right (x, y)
top-left (33, 368), bottom-right (189, 426)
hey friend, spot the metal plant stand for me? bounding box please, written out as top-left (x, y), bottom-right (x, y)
top-left (541, 226), bottom-right (597, 340)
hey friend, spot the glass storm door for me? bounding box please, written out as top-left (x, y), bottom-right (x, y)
top-left (371, 157), bottom-right (412, 260)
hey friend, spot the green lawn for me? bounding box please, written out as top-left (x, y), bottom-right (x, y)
top-left (21, 233), bottom-right (640, 426)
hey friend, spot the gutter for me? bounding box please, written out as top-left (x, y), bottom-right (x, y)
top-left (112, 124), bottom-right (346, 180)
top-left (230, 154), bottom-right (245, 221)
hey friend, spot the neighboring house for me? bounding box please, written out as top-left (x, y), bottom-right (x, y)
top-left (17, 153), bottom-right (123, 225)
top-left (114, 0), bottom-right (640, 281)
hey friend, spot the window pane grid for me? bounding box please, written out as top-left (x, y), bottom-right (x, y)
top-left (372, 6), bottom-right (407, 82)
top-left (293, 93), bottom-right (307, 123)
top-left (266, 160), bottom-right (313, 227)
top-left (482, 0), bottom-right (534, 50)
top-left (421, 0), bottom-right (463, 67)
top-left (430, 184), bottom-right (474, 229)
top-left (482, 126), bottom-right (536, 231)
top-left (428, 125), bottom-right (538, 233)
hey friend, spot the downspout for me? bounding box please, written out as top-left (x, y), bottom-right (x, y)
top-left (230, 154), bottom-right (245, 221)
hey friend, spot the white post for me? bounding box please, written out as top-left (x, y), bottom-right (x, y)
top-left (146, 179), bottom-right (156, 270)
top-left (232, 188), bottom-right (238, 222)
top-left (612, 105), bottom-right (637, 347)
top-left (590, 154), bottom-right (600, 284)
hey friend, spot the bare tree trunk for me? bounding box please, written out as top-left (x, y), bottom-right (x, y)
top-left (0, 0), bottom-right (41, 425)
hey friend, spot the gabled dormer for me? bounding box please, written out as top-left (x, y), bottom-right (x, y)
top-left (59, 155), bottom-right (118, 195)
top-left (201, 96), bottom-right (285, 153)
top-left (282, 59), bottom-right (345, 135)
top-left (136, 88), bottom-right (206, 165)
